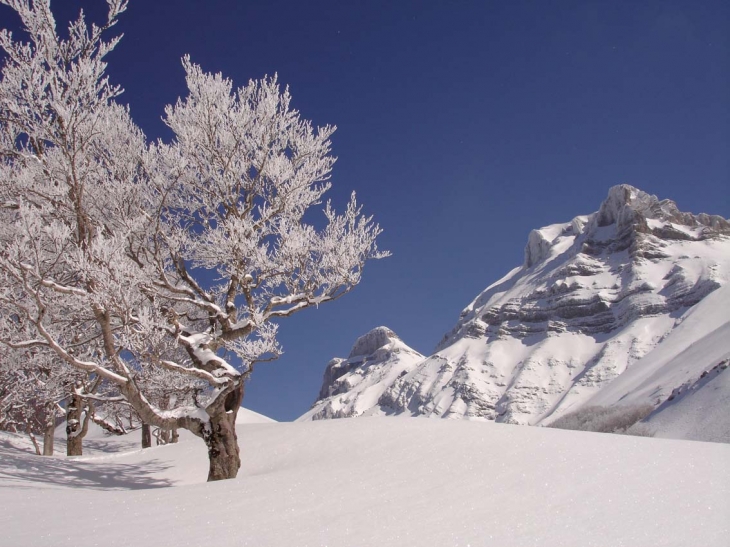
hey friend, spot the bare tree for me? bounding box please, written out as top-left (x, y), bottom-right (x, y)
top-left (0, 0), bottom-right (387, 480)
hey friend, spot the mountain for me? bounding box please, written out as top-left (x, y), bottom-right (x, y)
top-left (302, 185), bottom-right (730, 439)
top-left (299, 326), bottom-right (424, 420)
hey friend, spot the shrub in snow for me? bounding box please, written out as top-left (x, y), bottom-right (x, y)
top-left (546, 404), bottom-right (654, 436)
top-left (622, 422), bottom-right (655, 437)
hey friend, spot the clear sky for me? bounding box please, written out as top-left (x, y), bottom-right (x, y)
top-left (2, 0), bottom-right (728, 421)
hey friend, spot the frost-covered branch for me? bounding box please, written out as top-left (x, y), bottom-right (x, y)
top-left (158, 359), bottom-right (228, 387)
top-left (0, 0), bottom-right (387, 480)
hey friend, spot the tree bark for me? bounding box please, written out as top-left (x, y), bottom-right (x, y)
top-left (42, 421), bottom-right (54, 456)
top-left (28, 430), bottom-right (41, 456)
top-left (157, 428), bottom-right (171, 445)
top-left (66, 393), bottom-right (84, 456)
top-left (204, 384), bottom-right (243, 481)
top-left (66, 429), bottom-right (83, 455)
top-left (43, 402), bottom-right (55, 456)
top-left (141, 422), bottom-right (151, 449)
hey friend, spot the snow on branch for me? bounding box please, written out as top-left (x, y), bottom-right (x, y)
top-left (158, 360), bottom-right (229, 387)
top-left (0, 0), bottom-right (387, 480)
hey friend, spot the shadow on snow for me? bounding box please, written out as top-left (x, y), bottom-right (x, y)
top-left (0, 438), bottom-right (174, 490)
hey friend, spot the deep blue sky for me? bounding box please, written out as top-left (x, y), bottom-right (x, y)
top-left (2, 1), bottom-right (728, 421)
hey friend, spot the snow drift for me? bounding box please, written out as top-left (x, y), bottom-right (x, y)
top-left (1, 415), bottom-right (728, 547)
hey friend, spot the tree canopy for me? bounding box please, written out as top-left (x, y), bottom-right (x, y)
top-left (0, 0), bottom-right (387, 480)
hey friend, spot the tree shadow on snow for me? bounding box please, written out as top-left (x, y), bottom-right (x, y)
top-left (57, 435), bottom-right (143, 455)
top-left (0, 438), bottom-right (174, 490)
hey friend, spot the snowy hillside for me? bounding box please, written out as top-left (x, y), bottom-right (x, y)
top-left (1, 417), bottom-right (728, 547)
top-left (304, 185), bottom-right (730, 440)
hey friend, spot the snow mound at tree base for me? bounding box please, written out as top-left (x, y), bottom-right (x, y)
top-left (1, 417), bottom-right (728, 547)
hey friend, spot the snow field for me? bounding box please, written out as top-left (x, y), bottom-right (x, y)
top-left (1, 416), bottom-right (728, 546)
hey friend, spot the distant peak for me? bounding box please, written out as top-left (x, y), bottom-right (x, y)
top-left (595, 184), bottom-right (657, 227)
top-left (593, 184), bottom-right (730, 234)
top-left (348, 326), bottom-right (399, 358)
top-left (521, 184), bottom-right (730, 271)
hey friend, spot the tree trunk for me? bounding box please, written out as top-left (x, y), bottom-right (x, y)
top-left (28, 430), bottom-right (41, 456)
top-left (157, 428), bottom-right (171, 445)
top-left (66, 393), bottom-right (84, 456)
top-left (66, 431), bottom-right (83, 455)
top-left (141, 422), bottom-right (151, 449)
top-left (204, 385), bottom-right (243, 481)
top-left (171, 428), bottom-right (179, 444)
top-left (43, 401), bottom-right (56, 456)
top-left (42, 421), bottom-right (54, 456)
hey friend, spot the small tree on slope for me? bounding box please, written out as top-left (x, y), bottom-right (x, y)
top-left (0, 347), bottom-right (69, 455)
top-left (0, 0), bottom-right (387, 480)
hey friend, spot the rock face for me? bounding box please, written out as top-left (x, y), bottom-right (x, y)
top-left (302, 185), bottom-right (730, 433)
top-left (300, 327), bottom-right (424, 420)
top-left (440, 186), bottom-right (728, 348)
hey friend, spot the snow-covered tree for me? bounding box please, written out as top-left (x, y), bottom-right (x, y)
top-left (132, 364), bottom-right (203, 448)
top-left (0, 0), bottom-right (387, 480)
top-left (0, 327), bottom-right (125, 456)
top-left (0, 346), bottom-right (73, 455)
top-left (64, 374), bottom-right (131, 455)
top-left (0, 350), bottom-right (49, 454)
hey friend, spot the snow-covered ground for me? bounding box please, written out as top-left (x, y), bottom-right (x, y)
top-left (1, 414), bottom-right (728, 546)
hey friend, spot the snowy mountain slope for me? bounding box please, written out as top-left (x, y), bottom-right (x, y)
top-left (637, 357), bottom-right (730, 442)
top-left (303, 185), bottom-right (730, 437)
top-left (1, 418), bottom-right (728, 547)
top-left (299, 326), bottom-right (424, 420)
top-left (585, 284), bottom-right (730, 442)
top-left (588, 283), bottom-right (730, 410)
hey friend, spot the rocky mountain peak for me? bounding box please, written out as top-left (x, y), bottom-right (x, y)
top-left (301, 327), bottom-right (424, 420)
top-left (302, 184), bottom-right (730, 430)
top-left (594, 184), bottom-right (651, 227)
top-left (591, 184), bottom-right (730, 239)
top-left (522, 185), bottom-right (730, 271)
top-left (348, 326), bottom-right (399, 359)
top-left (313, 326), bottom-right (407, 403)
